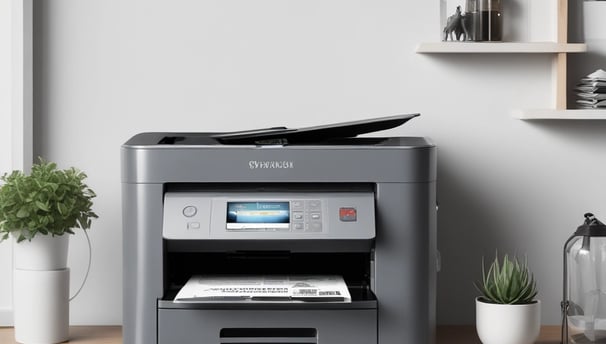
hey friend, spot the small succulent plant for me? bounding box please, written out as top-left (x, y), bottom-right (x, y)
top-left (475, 253), bottom-right (538, 304)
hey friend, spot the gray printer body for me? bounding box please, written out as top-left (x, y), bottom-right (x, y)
top-left (121, 122), bottom-right (437, 344)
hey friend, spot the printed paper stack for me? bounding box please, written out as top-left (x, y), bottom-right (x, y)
top-left (174, 275), bottom-right (352, 303)
top-left (576, 69), bottom-right (606, 109)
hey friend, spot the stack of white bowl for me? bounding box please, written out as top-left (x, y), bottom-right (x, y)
top-left (576, 69), bottom-right (606, 109)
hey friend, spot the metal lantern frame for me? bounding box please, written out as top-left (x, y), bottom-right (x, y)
top-left (561, 213), bottom-right (606, 344)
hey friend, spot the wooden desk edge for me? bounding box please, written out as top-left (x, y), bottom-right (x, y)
top-left (0, 326), bottom-right (122, 344)
top-left (1, 325), bottom-right (560, 343)
top-left (437, 325), bottom-right (561, 344)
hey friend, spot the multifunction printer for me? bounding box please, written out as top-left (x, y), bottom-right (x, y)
top-left (121, 114), bottom-right (437, 344)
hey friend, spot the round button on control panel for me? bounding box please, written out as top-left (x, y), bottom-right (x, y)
top-left (182, 206), bottom-right (197, 217)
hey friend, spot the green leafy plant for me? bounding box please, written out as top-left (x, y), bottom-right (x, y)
top-left (474, 253), bottom-right (538, 304)
top-left (0, 160), bottom-right (98, 243)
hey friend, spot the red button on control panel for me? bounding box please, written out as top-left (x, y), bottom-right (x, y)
top-left (339, 207), bottom-right (357, 222)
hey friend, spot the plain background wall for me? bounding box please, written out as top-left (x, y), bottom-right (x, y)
top-left (18, 0), bottom-right (606, 325)
top-left (0, 0), bottom-right (13, 324)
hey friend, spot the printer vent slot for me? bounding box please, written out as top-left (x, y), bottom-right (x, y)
top-left (220, 328), bottom-right (317, 344)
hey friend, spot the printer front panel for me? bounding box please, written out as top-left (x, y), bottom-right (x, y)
top-left (163, 191), bottom-right (375, 241)
top-left (157, 187), bottom-right (379, 344)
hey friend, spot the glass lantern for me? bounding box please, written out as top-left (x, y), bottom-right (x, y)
top-left (562, 213), bottom-right (606, 343)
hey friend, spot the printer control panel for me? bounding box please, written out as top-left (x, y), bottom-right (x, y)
top-left (226, 200), bottom-right (322, 232)
top-left (163, 191), bottom-right (374, 240)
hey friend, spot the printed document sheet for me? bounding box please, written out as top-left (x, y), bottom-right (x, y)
top-left (174, 275), bottom-right (351, 303)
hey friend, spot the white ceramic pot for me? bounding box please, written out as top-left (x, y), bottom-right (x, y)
top-left (13, 233), bottom-right (69, 270)
top-left (476, 297), bottom-right (541, 344)
top-left (13, 269), bottom-right (70, 344)
top-left (12, 233), bottom-right (71, 343)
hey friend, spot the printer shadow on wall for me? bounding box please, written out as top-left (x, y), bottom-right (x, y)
top-left (436, 161), bottom-right (506, 324)
top-left (437, 121), bottom-right (606, 324)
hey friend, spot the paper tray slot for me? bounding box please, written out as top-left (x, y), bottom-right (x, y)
top-left (158, 308), bottom-right (377, 344)
top-left (158, 286), bottom-right (377, 310)
top-left (165, 252), bottom-right (372, 289)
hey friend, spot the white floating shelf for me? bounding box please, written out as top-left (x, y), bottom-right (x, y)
top-left (416, 42), bottom-right (587, 54)
top-left (513, 109), bottom-right (606, 120)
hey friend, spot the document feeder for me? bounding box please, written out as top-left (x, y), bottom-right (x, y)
top-left (121, 114), bottom-right (437, 344)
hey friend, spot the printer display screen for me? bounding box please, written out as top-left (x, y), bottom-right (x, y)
top-left (226, 202), bottom-right (290, 229)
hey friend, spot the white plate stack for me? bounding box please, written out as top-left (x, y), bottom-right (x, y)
top-left (576, 69), bottom-right (606, 109)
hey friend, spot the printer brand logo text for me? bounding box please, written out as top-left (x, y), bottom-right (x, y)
top-left (249, 160), bottom-right (294, 169)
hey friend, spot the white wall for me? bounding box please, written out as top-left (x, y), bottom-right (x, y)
top-left (0, 0), bottom-right (32, 326)
top-left (0, 0), bottom-right (13, 326)
top-left (30, 0), bottom-right (606, 325)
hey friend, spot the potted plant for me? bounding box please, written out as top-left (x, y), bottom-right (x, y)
top-left (474, 253), bottom-right (540, 344)
top-left (0, 160), bottom-right (97, 344)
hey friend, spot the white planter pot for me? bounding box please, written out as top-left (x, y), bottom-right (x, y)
top-left (12, 233), bottom-right (71, 343)
top-left (13, 234), bottom-right (69, 270)
top-left (13, 269), bottom-right (69, 344)
top-left (476, 297), bottom-right (541, 344)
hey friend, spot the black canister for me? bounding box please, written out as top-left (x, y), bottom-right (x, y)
top-left (470, 0), bottom-right (502, 41)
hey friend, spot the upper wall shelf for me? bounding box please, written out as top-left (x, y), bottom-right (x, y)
top-left (513, 109), bottom-right (606, 120)
top-left (416, 42), bottom-right (587, 54)
top-left (417, 0), bottom-right (588, 114)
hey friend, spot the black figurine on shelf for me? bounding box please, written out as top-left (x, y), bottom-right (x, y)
top-left (443, 6), bottom-right (470, 41)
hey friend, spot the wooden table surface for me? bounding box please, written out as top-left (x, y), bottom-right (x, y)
top-left (0, 326), bottom-right (122, 344)
top-left (436, 325), bottom-right (561, 344)
top-left (0, 325), bottom-right (561, 343)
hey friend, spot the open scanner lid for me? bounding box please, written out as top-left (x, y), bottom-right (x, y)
top-left (211, 113), bottom-right (419, 145)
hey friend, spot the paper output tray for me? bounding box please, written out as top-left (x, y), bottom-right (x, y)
top-left (158, 287), bottom-right (377, 310)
